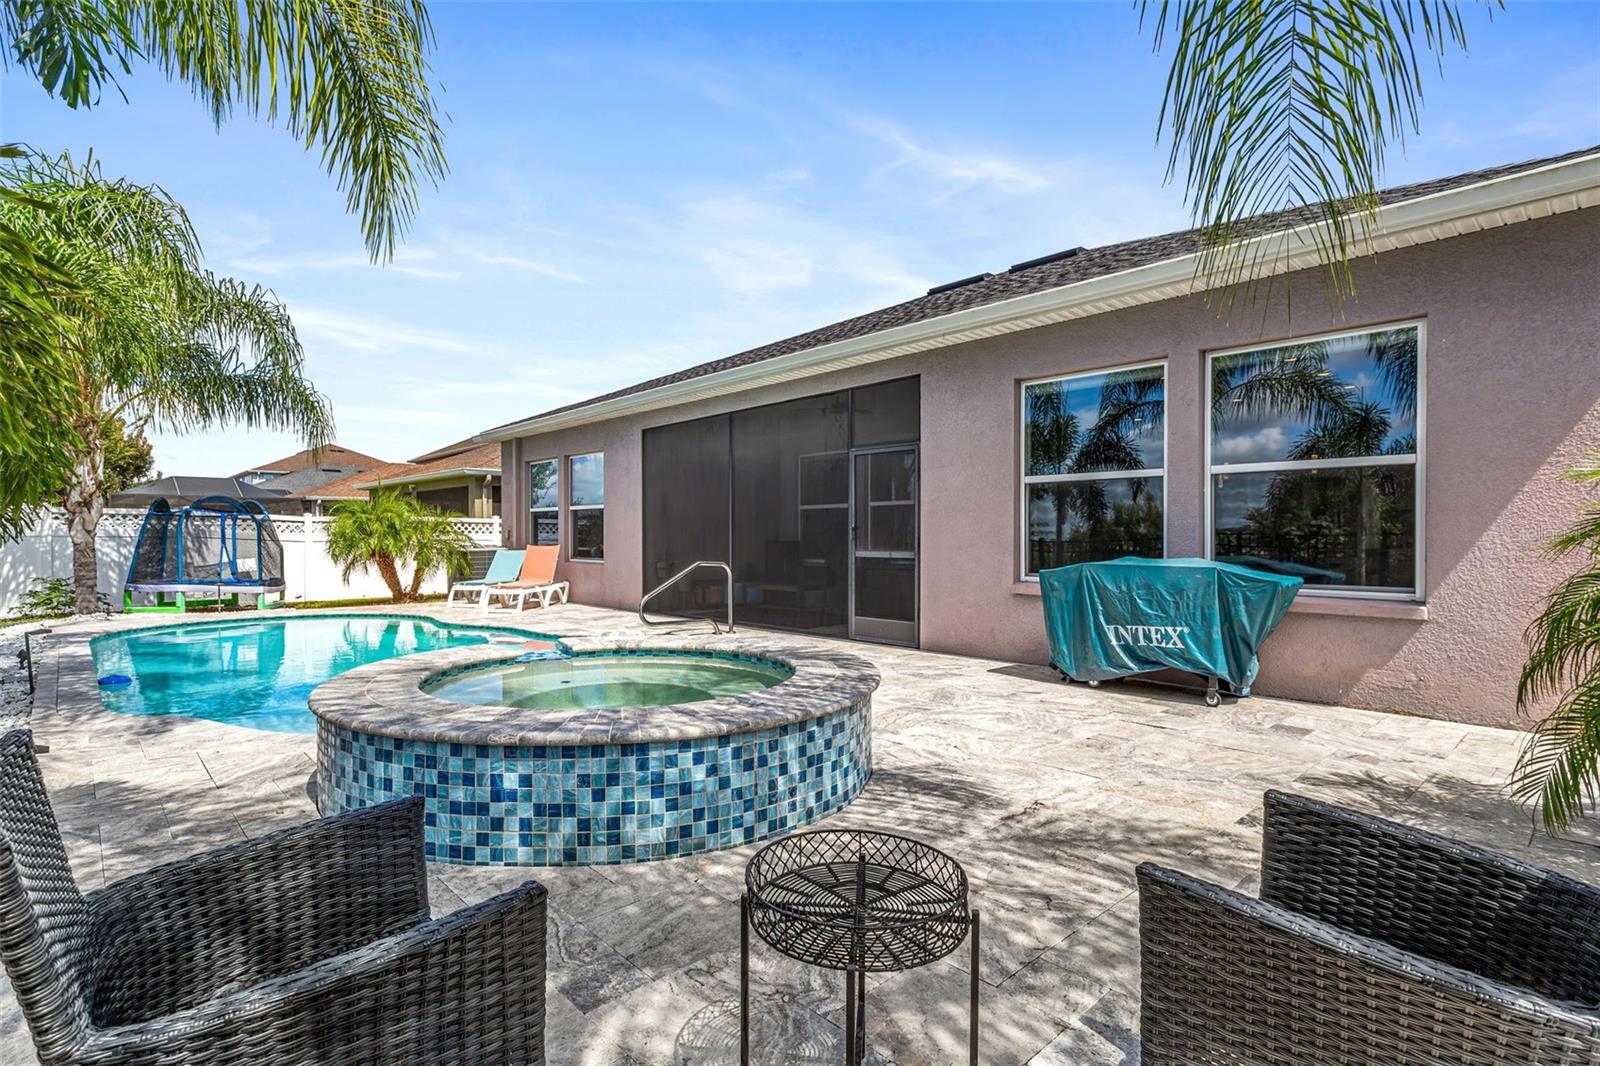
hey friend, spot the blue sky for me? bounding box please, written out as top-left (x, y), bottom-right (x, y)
top-left (4, 2), bottom-right (1597, 476)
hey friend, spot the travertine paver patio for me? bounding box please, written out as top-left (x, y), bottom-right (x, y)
top-left (4, 603), bottom-right (1597, 1065)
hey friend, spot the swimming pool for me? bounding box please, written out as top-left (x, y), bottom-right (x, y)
top-left (422, 651), bottom-right (794, 711)
top-left (90, 615), bottom-right (556, 733)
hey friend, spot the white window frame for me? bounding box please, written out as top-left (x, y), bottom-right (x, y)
top-left (567, 451), bottom-right (605, 561)
top-left (1018, 359), bottom-right (1169, 582)
top-left (1205, 319), bottom-right (1426, 602)
top-left (527, 457), bottom-right (560, 547)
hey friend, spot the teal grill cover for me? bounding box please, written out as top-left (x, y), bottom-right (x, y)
top-left (1039, 557), bottom-right (1302, 695)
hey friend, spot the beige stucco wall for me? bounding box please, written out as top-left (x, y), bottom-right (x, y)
top-left (504, 209), bottom-right (1600, 727)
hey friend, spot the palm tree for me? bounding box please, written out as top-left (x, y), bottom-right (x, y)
top-left (0, 144), bottom-right (93, 540)
top-left (325, 493), bottom-right (471, 603)
top-left (0, 0), bottom-right (443, 534)
top-left (0, 151), bottom-right (333, 613)
top-left (1140, 1), bottom-right (1492, 305)
top-left (1511, 454), bottom-right (1600, 832)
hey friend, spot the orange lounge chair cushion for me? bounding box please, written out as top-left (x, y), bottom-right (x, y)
top-left (493, 544), bottom-right (560, 588)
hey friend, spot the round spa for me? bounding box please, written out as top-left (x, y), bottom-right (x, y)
top-left (310, 640), bottom-right (879, 866)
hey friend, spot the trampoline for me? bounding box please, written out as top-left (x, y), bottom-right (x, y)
top-left (123, 496), bottom-right (286, 612)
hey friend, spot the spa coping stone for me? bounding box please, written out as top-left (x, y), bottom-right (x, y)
top-left (309, 632), bottom-right (881, 746)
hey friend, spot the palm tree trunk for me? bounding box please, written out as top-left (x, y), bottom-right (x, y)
top-left (62, 421), bottom-right (106, 615)
top-left (406, 562), bottom-right (425, 601)
top-left (375, 556), bottom-right (406, 602)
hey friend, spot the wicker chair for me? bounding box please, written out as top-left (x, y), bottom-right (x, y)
top-left (1138, 789), bottom-right (1600, 1065)
top-left (0, 729), bottom-right (547, 1065)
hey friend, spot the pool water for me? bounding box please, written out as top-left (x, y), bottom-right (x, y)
top-left (423, 652), bottom-right (793, 711)
top-left (91, 615), bottom-right (550, 734)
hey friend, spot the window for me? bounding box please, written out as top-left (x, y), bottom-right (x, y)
top-left (568, 452), bottom-right (604, 560)
top-left (1208, 323), bottom-right (1423, 597)
top-left (528, 458), bottom-right (559, 546)
top-left (1021, 362), bottom-right (1166, 577)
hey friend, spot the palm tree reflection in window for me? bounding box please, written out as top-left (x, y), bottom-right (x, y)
top-left (1212, 328), bottom-right (1419, 590)
top-left (1025, 366), bottom-right (1165, 572)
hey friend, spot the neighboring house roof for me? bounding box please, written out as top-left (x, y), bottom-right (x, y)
top-left (234, 443), bottom-right (388, 478)
top-left (294, 443), bottom-right (503, 501)
top-left (254, 465), bottom-right (375, 494)
top-left (480, 144), bottom-right (1600, 442)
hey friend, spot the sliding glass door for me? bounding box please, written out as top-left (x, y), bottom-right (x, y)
top-left (850, 446), bottom-right (917, 644)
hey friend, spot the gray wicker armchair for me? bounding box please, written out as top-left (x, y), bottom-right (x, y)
top-left (1138, 789), bottom-right (1600, 1065)
top-left (0, 729), bottom-right (547, 1065)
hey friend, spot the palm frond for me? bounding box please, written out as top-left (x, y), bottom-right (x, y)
top-left (1512, 682), bottom-right (1600, 833)
top-left (1, 0), bottom-right (447, 260)
top-left (1139, 0), bottom-right (1492, 313)
top-left (1513, 451), bottom-right (1600, 833)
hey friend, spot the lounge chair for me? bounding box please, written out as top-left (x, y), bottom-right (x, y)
top-left (1137, 790), bottom-right (1600, 1064)
top-left (446, 548), bottom-right (525, 607)
top-left (0, 729), bottom-right (548, 1065)
top-left (483, 544), bottom-right (570, 611)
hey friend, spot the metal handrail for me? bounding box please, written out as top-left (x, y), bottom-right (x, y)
top-left (639, 560), bottom-right (734, 634)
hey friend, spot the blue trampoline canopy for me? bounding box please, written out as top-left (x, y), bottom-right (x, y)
top-left (123, 496), bottom-right (285, 611)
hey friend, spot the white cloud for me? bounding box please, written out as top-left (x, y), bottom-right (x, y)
top-left (230, 247), bottom-right (460, 280)
top-left (195, 210), bottom-right (273, 259)
top-left (701, 238), bottom-right (814, 294)
top-left (288, 305), bottom-right (501, 359)
top-left (1214, 425), bottom-right (1290, 464)
top-left (471, 253), bottom-right (587, 284)
top-left (681, 193), bottom-right (930, 300)
top-left (228, 244), bottom-right (586, 284)
top-left (851, 116), bottom-right (1051, 194)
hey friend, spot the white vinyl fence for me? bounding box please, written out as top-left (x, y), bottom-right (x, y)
top-left (1, 509), bottom-right (503, 614)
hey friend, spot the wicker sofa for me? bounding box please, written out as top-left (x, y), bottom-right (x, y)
top-left (0, 729), bottom-right (547, 1065)
top-left (1138, 789), bottom-right (1600, 1064)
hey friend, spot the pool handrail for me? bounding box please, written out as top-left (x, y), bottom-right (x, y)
top-left (638, 560), bottom-right (734, 634)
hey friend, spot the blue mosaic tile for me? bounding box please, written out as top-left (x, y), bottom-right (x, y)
top-left (316, 699), bottom-right (872, 865)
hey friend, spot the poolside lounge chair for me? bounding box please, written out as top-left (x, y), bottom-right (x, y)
top-left (446, 547), bottom-right (525, 606)
top-left (483, 544), bottom-right (570, 612)
top-left (0, 729), bottom-right (548, 1065)
top-left (1137, 790), bottom-right (1600, 1064)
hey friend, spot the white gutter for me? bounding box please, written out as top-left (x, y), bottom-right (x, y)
top-left (354, 467), bottom-right (499, 491)
top-left (479, 150), bottom-right (1600, 443)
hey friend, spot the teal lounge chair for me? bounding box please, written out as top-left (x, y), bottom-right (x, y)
top-left (447, 549), bottom-right (526, 607)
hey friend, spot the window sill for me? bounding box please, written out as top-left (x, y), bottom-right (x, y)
top-left (1015, 581), bottom-right (1426, 620)
top-left (566, 557), bottom-right (605, 565)
top-left (1288, 596), bottom-right (1428, 621)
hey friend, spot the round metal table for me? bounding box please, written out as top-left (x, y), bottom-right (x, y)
top-left (741, 830), bottom-right (979, 1065)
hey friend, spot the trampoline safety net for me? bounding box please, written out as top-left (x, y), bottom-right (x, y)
top-left (126, 496), bottom-right (285, 589)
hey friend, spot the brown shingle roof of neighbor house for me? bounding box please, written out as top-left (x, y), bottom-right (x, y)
top-left (234, 443), bottom-right (388, 477)
top-left (295, 442), bottom-right (503, 501)
top-left (482, 144), bottom-right (1600, 436)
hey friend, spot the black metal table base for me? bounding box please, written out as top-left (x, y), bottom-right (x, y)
top-left (740, 895), bottom-right (980, 1065)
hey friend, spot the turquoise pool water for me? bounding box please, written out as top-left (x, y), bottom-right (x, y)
top-left (423, 651), bottom-right (793, 711)
top-left (91, 615), bottom-right (553, 734)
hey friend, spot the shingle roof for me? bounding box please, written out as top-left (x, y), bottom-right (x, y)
top-left (484, 145), bottom-right (1599, 434)
top-left (290, 442), bottom-right (502, 501)
top-left (235, 443), bottom-right (388, 477)
top-left (253, 465), bottom-right (373, 494)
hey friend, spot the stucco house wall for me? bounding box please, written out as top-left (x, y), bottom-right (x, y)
top-left (503, 209), bottom-right (1600, 727)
